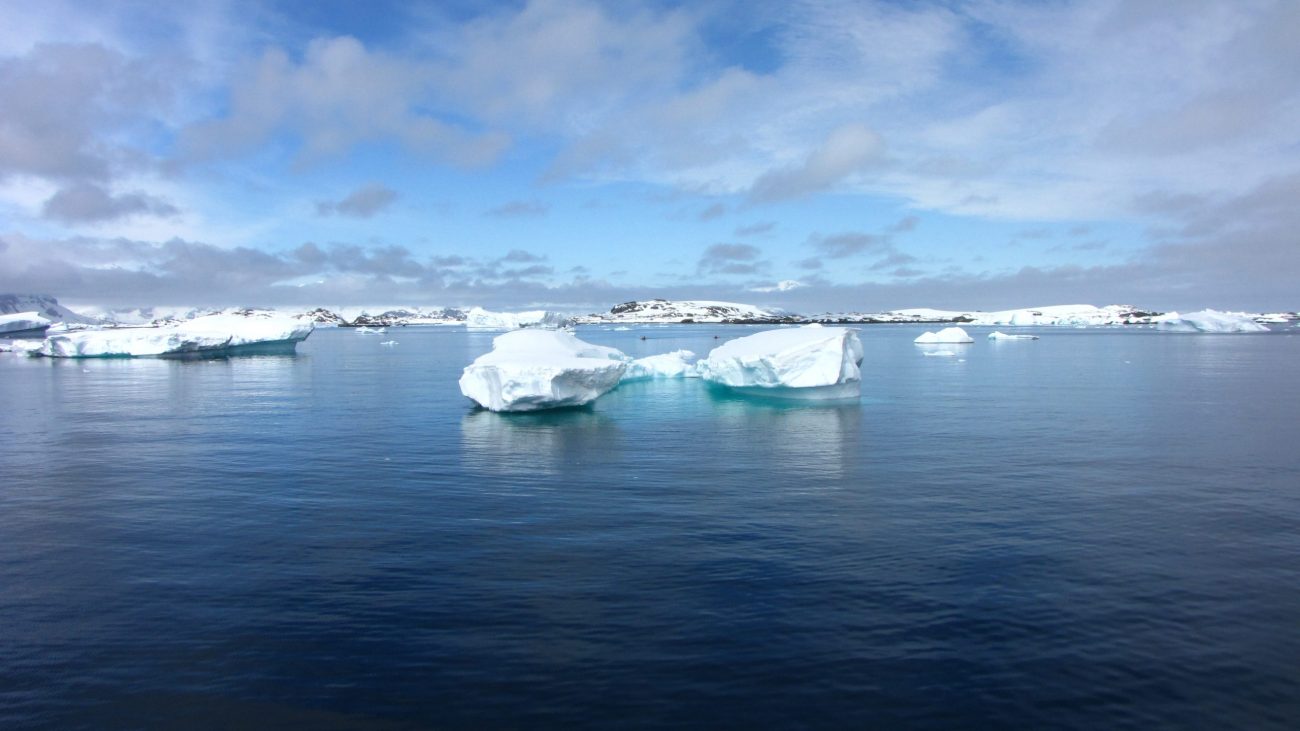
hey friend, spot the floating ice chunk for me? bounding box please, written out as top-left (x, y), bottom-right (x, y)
top-left (459, 329), bottom-right (629, 412)
top-left (38, 313), bottom-right (314, 358)
top-left (922, 350), bottom-right (957, 357)
top-left (0, 339), bottom-right (43, 354)
top-left (988, 331), bottom-right (1039, 340)
top-left (914, 327), bottom-right (974, 344)
top-left (696, 325), bottom-right (862, 399)
top-left (464, 307), bottom-right (571, 330)
top-left (1155, 310), bottom-right (1270, 333)
top-left (622, 350), bottom-right (698, 380)
top-left (355, 326), bottom-right (386, 333)
top-left (0, 311), bottom-right (51, 336)
top-left (380, 340), bottom-right (398, 346)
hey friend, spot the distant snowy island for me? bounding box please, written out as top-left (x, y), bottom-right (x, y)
top-left (2, 293), bottom-right (1297, 337)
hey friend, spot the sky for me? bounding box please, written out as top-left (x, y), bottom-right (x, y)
top-left (0, 0), bottom-right (1296, 314)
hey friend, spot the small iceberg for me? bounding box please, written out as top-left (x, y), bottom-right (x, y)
top-left (988, 331), bottom-right (1039, 340)
top-left (914, 327), bottom-right (974, 344)
top-left (0, 311), bottom-right (52, 337)
top-left (37, 313), bottom-right (314, 358)
top-left (622, 350), bottom-right (698, 381)
top-left (459, 329), bottom-right (629, 412)
top-left (1155, 310), bottom-right (1270, 333)
top-left (380, 340), bottom-right (398, 346)
top-left (696, 325), bottom-right (863, 400)
top-left (354, 326), bottom-right (386, 334)
top-left (0, 339), bottom-right (43, 354)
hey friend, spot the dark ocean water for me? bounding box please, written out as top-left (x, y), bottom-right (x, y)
top-left (2, 324), bottom-right (1298, 729)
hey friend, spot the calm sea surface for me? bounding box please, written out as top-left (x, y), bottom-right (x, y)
top-left (2, 324), bottom-right (1298, 729)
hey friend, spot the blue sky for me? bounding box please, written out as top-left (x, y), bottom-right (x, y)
top-left (0, 0), bottom-right (1296, 312)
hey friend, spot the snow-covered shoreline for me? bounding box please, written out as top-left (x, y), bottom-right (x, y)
top-left (5, 294), bottom-right (1297, 333)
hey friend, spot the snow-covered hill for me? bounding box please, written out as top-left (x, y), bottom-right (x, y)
top-left (809, 304), bottom-right (1164, 326)
top-left (577, 299), bottom-right (795, 324)
top-left (0, 294), bottom-right (97, 324)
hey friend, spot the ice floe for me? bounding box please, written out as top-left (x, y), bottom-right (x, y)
top-left (37, 313), bottom-right (314, 358)
top-left (622, 350), bottom-right (698, 380)
top-left (696, 325), bottom-right (863, 399)
top-left (459, 329), bottom-right (629, 411)
top-left (988, 331), bottom-right (1039, 340)
top-left (914, 327), bottom-right (974, 344)
top-left (1154, 310), bottom-right (1270, 333)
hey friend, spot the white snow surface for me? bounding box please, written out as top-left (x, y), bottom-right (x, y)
top-left (988, 331), bottom-right (1040, 340)
top-left (622, 350), bottom-right (698, 380)
top-left (1155, 310), bottom-right (1270, 333)
top-left (888, 304), bottom-right (1150, 326)
top-left (38, 313), bottom-right (314, 357)
top-left (0, 311), bottom-right (51, 335)
top-left (915, 327), bottom-right (975, 344)
top-left (578, 299), bottom-right (782, 324)
top-left (459, 329), bottom-right (629, 412)
top-left (696, 325), bottom-right (863, 398)
top-left (0, 339), bottom-right (43, 354)
top-left (464, 307), bottom-right (571, 330)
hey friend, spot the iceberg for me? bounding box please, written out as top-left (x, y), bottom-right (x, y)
top-left (914, 327), bottom-right (974, 344)
top-left (464, 307), bottom-right (571, 330)
top-left (696, 325), bottom-right (863, 400)
top-left (38, 313), bottom-right (314, 358)
top-left (988, 331), bottom-right (1039, 340)
top-left (622, 350), bottom-right (698, 381)
top-left (1155, 310), bottom-right (1270, 333)
top-left (0, 311), bottom-right (52, 336)
top-left (459, 329), bottom-right (629, 412)
top-left (0, 339), bottom-right (43, 354)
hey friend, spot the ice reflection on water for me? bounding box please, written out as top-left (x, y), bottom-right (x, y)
top-left (459, 408), bottom-right (622, 479)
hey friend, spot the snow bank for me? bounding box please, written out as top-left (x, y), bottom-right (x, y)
top-left (622, 350), bottom-right (698, 381)
top-left (38, 313), bottom-right (314, 357)
top-left (988, 331), bottom-right (1039, 340)
top-left (459, 329), bottom-right (629, 411)
top-left (914, 327), bottom-right (974, 344)
top-left (696, 325), bottom-right (863, 399)
top-left (0, 311), bottom-right (51, 335)
top-left (1155, 310), bottom-right (1270, 333)
top-left (465, 307), bottom-right (570, 330)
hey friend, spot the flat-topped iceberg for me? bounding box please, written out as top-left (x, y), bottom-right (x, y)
top-left (622, 350), bottom-right (698, 381)
top-left (459, 329), bottom-right (629, 411)
top-left (988, 331), bottom-right (1039, 340)
top-left (38, 313), bottom-right (314, 358)
top-left (464, 307), bottom-right (571, 330)
top-left (696, 325), bottom-right (863, 400)
top-left (0, 311), bottom-right (51, 336)
top-left (915, 327), bottom-right (974, 344)
top-left (1155, 310), bottom-right (1270, 333)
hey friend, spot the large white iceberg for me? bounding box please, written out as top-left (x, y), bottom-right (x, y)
top-left (696, 325), bottom-right (863, 400)
top-left (1155, 310), bottom-right (1270, 333)
top-left (459, 329), bottom-right (629, 412)
top-left (464, 307), bottom-right (570, 330)
top-left (38, 313), bottom-right (314, 357)
top-left (914, 327), bottom-right (974, 344)
top-left (622, 350), bottom-right (698, 381)
top-left (0, 311), bottom-right (52, 336)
